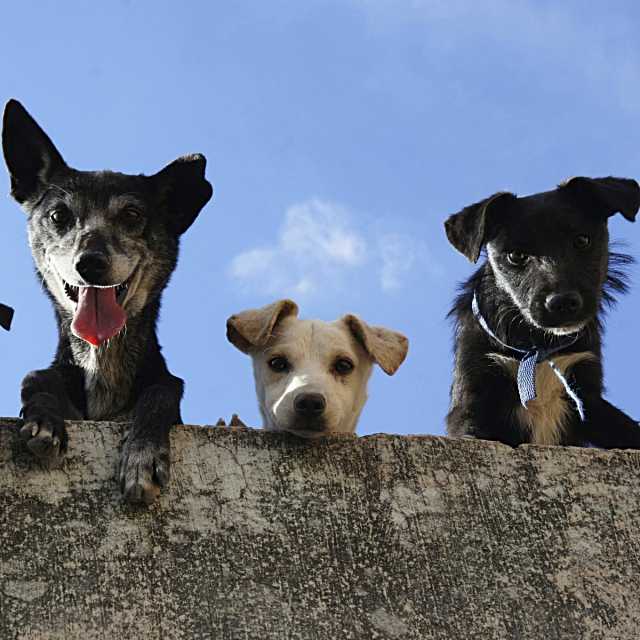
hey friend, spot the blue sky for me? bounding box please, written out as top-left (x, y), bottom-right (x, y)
top-left (1, 0), bottom-right (640, 436)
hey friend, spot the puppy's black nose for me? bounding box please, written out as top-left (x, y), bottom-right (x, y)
top-left (544, 292), bottom-right (583, 317)
top-left (294, 393), bottom-right (326, 418)
top-left (76, 252), bottom-right (110, 283)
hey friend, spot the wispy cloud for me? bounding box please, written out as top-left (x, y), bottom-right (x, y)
top-left (379, 233), bottom-right (416, 292)
top-left (228, 199), bottom-right (429, 298)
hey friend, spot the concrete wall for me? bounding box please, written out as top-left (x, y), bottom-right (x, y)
top-left (1, 418), bottom-right (639, 639)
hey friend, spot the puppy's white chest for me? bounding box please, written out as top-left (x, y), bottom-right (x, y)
top-left (489, 351), bottom-right (595, 445)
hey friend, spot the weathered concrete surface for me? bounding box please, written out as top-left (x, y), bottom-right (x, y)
top-left (1, 419), bottom-right (640, 640)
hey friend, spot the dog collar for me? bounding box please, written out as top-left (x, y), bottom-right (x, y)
top-left (471, 293), bottom-right (585, 421)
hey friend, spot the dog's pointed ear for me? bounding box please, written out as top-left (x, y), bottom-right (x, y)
top-left (560, 176), bottom-right (640, 222)
top-left (444, 192), bottom-right (516, 263)
top-left (342, 314), bottom-right (408, 375)
top-left (0, 304), bottom-right (14, 331)
top-left (152, 154), bottom-right (213, 236)
top-left (2, 99), bottom-right (67, 204)
top-left (227, 299), bottom-right (299, 354)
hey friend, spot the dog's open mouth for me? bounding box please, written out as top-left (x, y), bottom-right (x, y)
top-left (62, 272), bottom-right (135, 347)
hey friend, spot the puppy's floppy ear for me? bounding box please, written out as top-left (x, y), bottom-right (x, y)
top-left (0, 304), bottom-right (13, 331)
top-left (342, 315), bottom-right (408, 375)
top-left (152, 154), bottom-right (213, 236)
top-left (560, 176), bottom-right (640, 222)
top-left (444, 192), bottom-right (516, 263)
top-left (227, 299), bottom-right (299, 354)
top-left (2, 99), bottom-right (67, 204)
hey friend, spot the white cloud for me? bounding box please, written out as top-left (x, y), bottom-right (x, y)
top-left (379, 233), bottom-right (416, 292)
top-left (279, 200), bottom-right (367, 266)
top-left (228, 199), bottom-right (429, 298)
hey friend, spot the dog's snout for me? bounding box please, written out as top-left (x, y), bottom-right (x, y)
top-left (76, 252), bottom-right (110, 283)
top-left (294, 392), bottom-right (326, 418)
top-left (544, 292), bottom-right (583, 317)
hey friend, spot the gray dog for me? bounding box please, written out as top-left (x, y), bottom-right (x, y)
top-left (2, 99), bottom-right (212, 504)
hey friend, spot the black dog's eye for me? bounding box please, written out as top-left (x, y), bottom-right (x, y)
top-left (334, 358), bottom-right (354, 375)
top-left (268, 356), bottom-right (290, 373)
top-left (574, 234), bottom-right (591, 250)
top-left (506, 251), bottom-right (529, 266)
top-left (49, 206), bottom-right (72, 226)
top-left (121, 207), bottom-right (143, 224)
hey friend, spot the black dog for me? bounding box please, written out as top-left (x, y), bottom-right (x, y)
top-left (445, 177), bottom-right (640, 447)
top-left (0, 303), bottom-right (13, 331)
top-left (2, 100), bottom-right (212, 503)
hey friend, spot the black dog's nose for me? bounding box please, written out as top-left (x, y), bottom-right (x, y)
top-left (76, 252), bottom-right (110, 283)
top-left (294, 393), bottom-right (326, 418)
top-left (544, 292), bottom-right (583, 317)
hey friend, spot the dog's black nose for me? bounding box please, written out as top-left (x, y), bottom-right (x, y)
top-left (294, 393), bottom-right (326, 418)
top-left (544, 292), bottom-right (583, 317)
top-left (76, 252), bottom-right (110, 283)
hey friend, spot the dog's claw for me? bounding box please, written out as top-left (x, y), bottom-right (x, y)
top-left (19, 415), bottom-right (67, 468)
top-left (119, 436), bottom-right (170, 505)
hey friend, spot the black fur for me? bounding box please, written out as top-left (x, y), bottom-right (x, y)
top-left (445, 177), bottom-right (640, 447)
top-left (2, 99), bottom-right (213, 503)
top-left (0, 303), bottom-right (13, 331)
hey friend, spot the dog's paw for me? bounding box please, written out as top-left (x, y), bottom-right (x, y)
top-left (19, 410), bottom-right (67, 468)
top-left (119, 436), bottom-right (170, 505)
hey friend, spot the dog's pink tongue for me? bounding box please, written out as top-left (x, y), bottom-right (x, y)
top-left (71, 287), bottom-right (126, 347)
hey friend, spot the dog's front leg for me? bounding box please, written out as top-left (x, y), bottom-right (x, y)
top-left (20, 366), bottom-right (85, 467)
top-left (119, 376), bottom-right (184, 504)
top-left (581, 397), bottom-right (640, 449)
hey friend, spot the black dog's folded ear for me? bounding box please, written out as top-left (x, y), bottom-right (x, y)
top-left (342, 314), bottom-right (408, 375)
top-left (152, 154), bottom-right (213, 236)
top-left (2, 99), bottom-right (67, 204)
top-left (227, 299), bottom-right (299, 354)
top-left (0, 304), bottom-right (14, 331)
top-left (444, 192), bottom-right (516, 263)
top-left (561, 176), bottom-right (640, 222)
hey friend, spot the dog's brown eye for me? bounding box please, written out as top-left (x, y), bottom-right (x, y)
top-left (268, 356), bottom-right (290, 373)
top-left (574, 234), bottom-right (591, 250)
top-left (49, 207), bottom-right (71, 226)
top-left (334, 358), bottom-right (354, 375)
top-left (507, 251), bottom-right (529, 266)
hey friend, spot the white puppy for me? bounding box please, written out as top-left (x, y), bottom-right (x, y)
top-left (226, 299), bottom-right (409, 438)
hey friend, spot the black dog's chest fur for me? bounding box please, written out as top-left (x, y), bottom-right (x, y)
top-left (486, 350), bottom-right (595, 444)
top-left (71, 335), bottom-right (137, 420)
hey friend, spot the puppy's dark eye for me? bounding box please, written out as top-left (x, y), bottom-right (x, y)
top-left (268, 356), bottom-right (290, 373)
top-left (574, 234), bottom-right (591, 250)
top-left (334, 358), bottom-right (354, 375)
top-left (507, 251), bottom-right (529, 266)
top-left (49, 207), bottom-right (72, 226)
